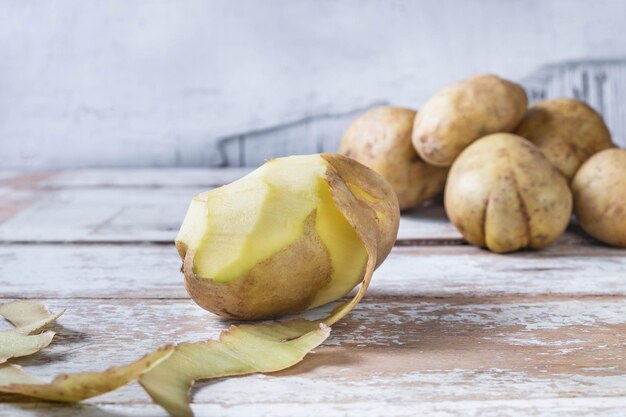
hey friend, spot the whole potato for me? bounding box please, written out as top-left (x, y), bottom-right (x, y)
top-left (571, 148), bottom-right (626, 247)
top-left (177, 154), bottom-right (400, 320)
top-left (445, 133), bottom-right (572, 253)
top-left (413, 74), bottom-right (528, 167)
top-left (340, 106), bottom-right (448, 210)
top-left (514, 98), bottom-right (613, 180)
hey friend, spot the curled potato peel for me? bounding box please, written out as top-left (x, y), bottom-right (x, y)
top-left (0, 300), bottom-right (64, 364)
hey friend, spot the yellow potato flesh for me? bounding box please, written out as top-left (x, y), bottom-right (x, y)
top-left (176, 154), bottom-right (367, 308)
top-left (311, 177), bottom-right (367, 308)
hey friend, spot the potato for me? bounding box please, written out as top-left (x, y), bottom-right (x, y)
top-left (571, 148), bottom-right (626, 247)
top-left (514, 98), bottom-right (613, 180)
top-left (445, 133), bottom-right (572, 253)
top-left (176, 154), bottom-right (400, 319)
top-left (339, 106), bottom-right (448, 210)
top-left (413, 74), bottom-right (528, 167)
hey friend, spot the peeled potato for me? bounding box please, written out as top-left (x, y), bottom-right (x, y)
top-left (445, 133), bottom-right (572, 253)
top-left (514, 98), bottom-right (613, 180)
top-left (339, 106), bottom-right (448, 211)
top-left (413, 74), bottom-right (528, 167)
top-left (571, 148), bottom-right (626, 247)
top-left (176, 154), bottom-right (400, 320)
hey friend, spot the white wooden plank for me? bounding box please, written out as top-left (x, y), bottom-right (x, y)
top-left (1, 297), bottom-right (626, 407)
top-left (398, 204), bottom-right (462, 242)
top-left (4, 397), bottom-right (626, 417)
top-left (2, 244), bottom-right (625, 299)
top-left (0, 186), bottom-right (593, 245)
top-left (0, 188), bottom-right (200, 243)
top-left (38, 168), bottom-right (251, 189)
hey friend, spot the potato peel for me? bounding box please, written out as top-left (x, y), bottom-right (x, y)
top-left (0, 345), bottom-right (174, 401)
top-left (0, 300), bottom-right (65, 335)
top-left (0, 300), bottom-right (64, 363)
top-left (0, 363), bottom-right (44, 385)
top-left (140, 321), bottom-right (330, 417)
top-left (0, 331), bottom-right (56, 364)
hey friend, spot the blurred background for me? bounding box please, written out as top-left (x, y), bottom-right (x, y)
top-left (1, 0), bottom-right (625, 169)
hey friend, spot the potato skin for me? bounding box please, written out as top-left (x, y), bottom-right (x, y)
top-left (340, 106), bottom-right (448, 210)
top-left (571, 148), bottom-right (626, 247)
top-left (413, 74), bottom-right (528, 167)
top-left (445, 133), bottom-right (572, 253)
top-left (183, 213), bottom-right (334, 320)
top-left (514, 98), bottom-right (613, 180)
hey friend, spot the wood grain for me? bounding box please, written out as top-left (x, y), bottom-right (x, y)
top-left (4, 398), bottom-right (626, 417)
top-left (1, 167), bottom-right (625, 417)
top-left (0, 185), bottom-right (591, 245)
top-left (36, 169), bottom-right (252, 189)
top-left (1, 244), bottom-right (625, 300)
top-left (1, 297), bottom-right (625, 411)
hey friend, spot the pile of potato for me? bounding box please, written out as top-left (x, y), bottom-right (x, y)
top-left (340, 74), bottom-right (625, 252)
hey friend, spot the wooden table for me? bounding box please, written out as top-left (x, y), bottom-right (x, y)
top-left (1, 168), bottom-right (625, 417)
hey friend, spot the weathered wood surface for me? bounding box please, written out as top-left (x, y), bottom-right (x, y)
top-left (0, 169), bottom-right (593, 245)
top-left (1, 168), bottom-right (625, 417)
top-left (2, 297), bottom-right (626, 414)
top-left (5, 398), bottom-right (626, 417)
top-left (1, 244), bottom-right (625, 300)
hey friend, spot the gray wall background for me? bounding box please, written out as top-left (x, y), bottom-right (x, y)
top-left (1, 0), bottom-right (626, 169)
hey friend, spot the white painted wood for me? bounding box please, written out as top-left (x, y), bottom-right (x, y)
top-left (2, 1), bottom-right (626, 168)
top-left (0, 185), bottom-right (591, 244)
top-left (1, 244), bottom-right (625, 299)
top-left (1, 297), bottom-right (626, 408)
top-left (1, 167), bottom-right (625, 416)
top-left (0, 188), bottom-right (200, 243)
top-left (38, 168), bottom-right (251, 189)
top-left (4, 398), bottom-right (626, 417)
top-left (524, 59), bottom-right (626, 146)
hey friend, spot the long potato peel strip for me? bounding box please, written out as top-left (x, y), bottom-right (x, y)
top-left (0, 155), bottom-right (397, 417)
top-left (0, 346), bottom-right (173, 401)
top-left (139, 154), bottom-right (388, 417)
top-left (0, 300), bottom-right (64, 363)
top-left (140, 320), bottom-right (331, 416)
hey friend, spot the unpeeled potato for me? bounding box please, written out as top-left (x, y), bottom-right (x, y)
top-left (445, 133), bottom-right (572, 253)
top-left (339, 106), bottom-right (448, 210)
top-left (572, 148), bottom-right (626, 247)
top-left (413, 74), bottom-right (528, 167)
top-left (176, 154), bottom-right (400, 320)
top-left (514, 98), bottom-right (613, 180)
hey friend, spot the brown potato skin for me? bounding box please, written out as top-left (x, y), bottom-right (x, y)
top-left (445, 133), bottom-right (572, 253)
top-left (321, 153), bottom-right (400, 265)
top-left (514, 98), bottom-right (613, 180)
top-left (572, 148), bottom-right (626, 247)
top-left (339, 107), bottom-right (448, 211)
top-left (413, 74), bottom-right (528, 167)
top-left (183, 213), bottom-right (334, 320)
